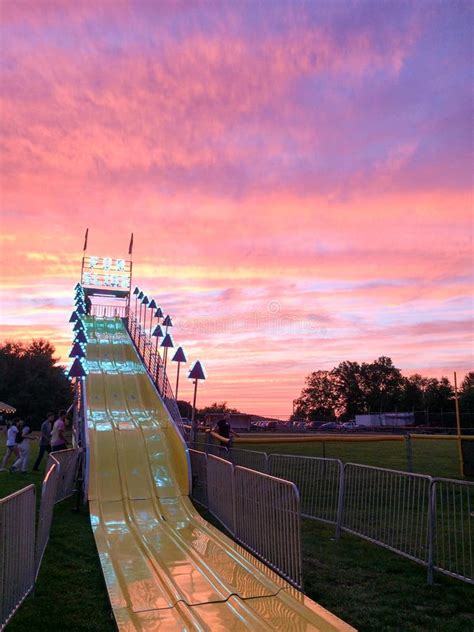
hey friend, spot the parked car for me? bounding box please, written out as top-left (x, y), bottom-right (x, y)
top-left (341, 421), bottom-right (360, 431)
top-left (319, 422), bottom-right (340, 431)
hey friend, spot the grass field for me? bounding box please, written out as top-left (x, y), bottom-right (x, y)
top-left (237, 435), bottom-right (470, 480)
top-left (1, 437), bottom-right (473, 631)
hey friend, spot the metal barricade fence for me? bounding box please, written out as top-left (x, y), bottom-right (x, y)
top-left (228, 448), bottom-right (268, 473)
top-left (268, 454), bottom-right (343, 525)
top-left (189, 449), bottom-right (208, 507)
top-left (341, 463), bottom-right (432, 566)
top-left (431, 477), bottom-right (474, 584)
top-left (35, 459), bottom-right (60, 576)
top-left (48, 448), bottom-right (82, 503)
top-left (192, 440), bottom-right (229, 458)
top-left (0, 485), bottom-right (36, 630)
top-left (234, 466), bottom-right (302, 589)
top-left (207, 455), bottom-right (235, 535)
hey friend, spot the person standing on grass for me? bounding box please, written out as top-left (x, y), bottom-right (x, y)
top-left (33, 412), bottom-right (54, 471)
top-left (51, 410), bottom-right (68, 452)
top-left (0, 419), bottom-right (19, 471)
top-left (12, 419), bottom-right (36, 473)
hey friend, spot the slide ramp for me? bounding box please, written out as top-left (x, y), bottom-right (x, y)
top-left (84, 316), bottom-right (355, 631)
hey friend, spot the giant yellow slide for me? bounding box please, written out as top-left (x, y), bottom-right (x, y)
top-left (84, 316), bottom-right (355, 631)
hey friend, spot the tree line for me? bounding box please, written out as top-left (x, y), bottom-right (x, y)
top-left (0, 340), bottom-right (73, 428)
top-left (293, 356), bottom-right (473, 426)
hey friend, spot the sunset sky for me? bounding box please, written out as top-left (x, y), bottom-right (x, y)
top-left (0, 1), bottom-right (472, 416)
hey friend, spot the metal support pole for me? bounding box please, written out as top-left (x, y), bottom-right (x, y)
top-left (175, 362), bottom-right (181, 400)
top-left (427, 479), bottom-right (436, 584)
top-left (454, 372), bottom-right (464, 477)
top-left (405, 434), bottom-right (413, 472)
top-left (191, 379), bottom-right (198, 444)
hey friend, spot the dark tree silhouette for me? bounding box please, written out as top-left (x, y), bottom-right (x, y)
top-left (0, 340), bottom-right (73, 429)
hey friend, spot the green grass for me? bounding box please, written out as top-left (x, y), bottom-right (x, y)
top-left (238, 437), bottom-right (470, 480)
top-left (1, 436), bottom-right (473, 631)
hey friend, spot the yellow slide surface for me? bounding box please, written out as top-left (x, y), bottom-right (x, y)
top-left (84, 316), bottom-right (356, 631)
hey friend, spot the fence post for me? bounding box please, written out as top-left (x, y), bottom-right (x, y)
top-left (335, 460), bottom-right (346, 540)
top-left (405, 434), bottom-right (413, 472)
top-left (427, 479), bottom-right (436, 584)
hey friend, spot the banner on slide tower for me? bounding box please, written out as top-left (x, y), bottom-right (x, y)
top-left (81, 255), bottom-right (132, 291)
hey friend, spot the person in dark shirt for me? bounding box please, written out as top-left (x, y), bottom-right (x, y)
top-left (212, 414), bottom-right (239, 448)
top-left (33, 412), bottom-right (54, 471)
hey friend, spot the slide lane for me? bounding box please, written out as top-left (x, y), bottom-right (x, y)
top-left (84, 316), bottom-right (356, 631)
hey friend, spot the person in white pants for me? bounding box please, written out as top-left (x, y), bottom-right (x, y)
top-left (12, 422), bottom-right (35, 473)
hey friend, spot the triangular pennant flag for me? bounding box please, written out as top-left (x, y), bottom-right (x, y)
top-left (154, 307), bottom-right (163, 319)
top-left (160, 333), bottom-right (174, 348)
top-left (74, 283), bottom-right (82, 290)
top-left (162, 315), bottom-right (173, 327)
top-left (172, 347), bottom-right (187, 363)
top-left (69, 342), bottom-right (85, 358)
top-left (69, 311), bottom-right (79, 323)
top-left (148, 298), bottom-right (157, 309)
top-left (138, 291), bottom-right (144, 300)
top-left (75, 329), bottom-right (88, 344)
top-left (141, 295), bottom-right (149, 305)
top-left (133, 287), bottom-right (140, 295)
top-left (73, 320), bottom-right (84, 332)
top-left (76, 304), bottom-right (86, 315)
top-left (68, 357), bottom-right (86, 378)
top-left (188, 360), bottom-right (206, 380)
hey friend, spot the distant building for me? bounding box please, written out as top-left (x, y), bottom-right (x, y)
top-left (356, 412), bottom-right (414, 427)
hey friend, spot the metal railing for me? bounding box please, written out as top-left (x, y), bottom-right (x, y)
top-left (234, 466), bottom-right (302, 589)
top-left (189, 449), bottom-right (208, 507)
top-left (268, 454), bottom-right (343, 525)
top-left (192, 445), bottom-right (474, 585)
top-left (90, 304), bottom-right (128, 318)
top-left (189, 450), bottom-right (303, 589)
top-left (341, 463), bottom-right (432, 567)
top-left (35, 459), bottom-right (60, 576)
top-left (48, 449), bottom-right (82, 503)
top-left (431, 477), bottom-right (473, 584)
top-left (229, 447), bottom-right (269, 473)
top-left (0, 485), bottom-right (36, 630)
top-left (126, 311), bottom-right (184, 436)
top-left (207, 455), bottom-right (235, 534)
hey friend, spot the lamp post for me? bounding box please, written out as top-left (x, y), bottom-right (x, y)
top-left (148, 299), bottom-right (157, 337)
top-left (152, 324), bottom-right (164, 383)
top-left (171, 347), bottom-right (187, 400)
top-left (140, 295), bottom-right (149, 353)
top-left (160, 333), bottom-right (174, 377)
top-left (137, 290), bottom-right (144, 330)
top-left (132, 287), bottom-right (140, 333)
top-left (162, 314), bottom-right (173, 335)
top-left (188, 361), bottom-right (206, 444)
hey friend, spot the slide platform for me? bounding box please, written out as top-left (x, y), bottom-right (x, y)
top-left (84, 316), bottom-right (355, 631)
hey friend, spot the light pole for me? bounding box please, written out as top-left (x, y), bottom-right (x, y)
top-left (132, 287), bottom-right (140, 333)
top-left (171, 347), bottom-right (187, 400)
top-left (140, 295), bottom-right (149, 353)
top-left (152, 324), bottom-right (164, 383)
top-left (188, 361), bottom-right (206, 445)
top-left (160, 333), bottom-right (175, 380)
top-left (148, 299), bottom-right (157, 337)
